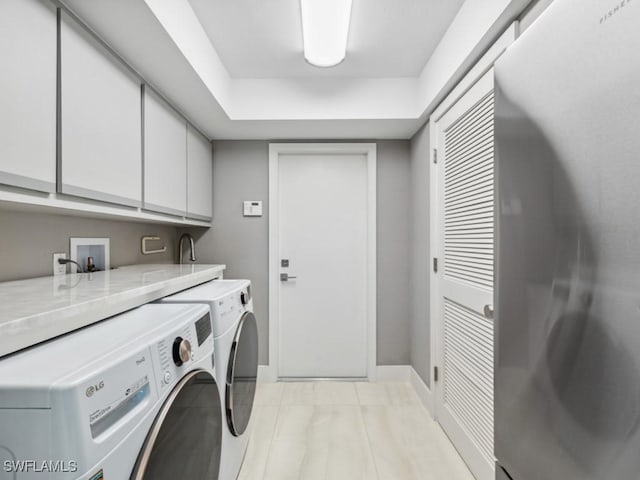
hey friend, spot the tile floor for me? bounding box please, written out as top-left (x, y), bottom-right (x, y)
top-left (239, 382), bottom-right (475, 480)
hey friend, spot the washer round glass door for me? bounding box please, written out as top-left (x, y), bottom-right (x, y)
top-left (226, 311), bottom-right (259, 436)
top-left (131, 370), bottom-right (222, 480)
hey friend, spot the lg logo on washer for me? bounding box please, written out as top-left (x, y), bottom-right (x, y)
top-left (85, 381), bottom-right (105, 397)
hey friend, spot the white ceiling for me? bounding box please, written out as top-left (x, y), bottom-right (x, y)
top-left (60, 0), bottom-right (526, 139)
top-left (188, 0), bottom-right (465, 78)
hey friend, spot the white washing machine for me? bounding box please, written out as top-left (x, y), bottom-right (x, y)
top-left (159, 280), bottom-right (258, 480)
top-left (0, 303), bottom-right (223, 480)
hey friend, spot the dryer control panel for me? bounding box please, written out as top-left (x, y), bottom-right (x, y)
top-left (212, 287), bottom-right (252, 337)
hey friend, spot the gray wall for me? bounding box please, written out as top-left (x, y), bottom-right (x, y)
top-left (409, 124), bottom-right (431, 386)
top-left (181, 141), bottom-right (270, 364)
top-left (186, 140), bottom-right (412, 366)
top-left (0, 209), bottom-right (178, 282)
top-left (376, 141), bottom-right (411, 365)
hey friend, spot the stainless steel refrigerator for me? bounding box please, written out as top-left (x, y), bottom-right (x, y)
top-left (494, 0), bottom-right (640, 479)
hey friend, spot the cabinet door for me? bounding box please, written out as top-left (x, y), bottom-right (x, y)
top-left (60, 12), bottom-right (142, 207)
top-left (0, 0), bottom-right (56, 193)
top-left (186, 124), bottom-right (213, 220)
top-left (143, 88), bottom-right (187, 216)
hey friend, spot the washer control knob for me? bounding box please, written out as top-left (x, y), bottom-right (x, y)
top-left (163, 371), bottom-right (172, 384)
top-left (240, 291), bottom-right (249, 305)
top-left (172, 337), bottom-right (191, 366)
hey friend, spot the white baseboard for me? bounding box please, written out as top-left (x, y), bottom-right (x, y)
top-left (409, 366), bottom-right (434, 416)
top-left (375, 365), bottom-right (411, 382)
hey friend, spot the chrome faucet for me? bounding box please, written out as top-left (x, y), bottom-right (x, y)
top-left (178, 233), bottom-right (197, 264)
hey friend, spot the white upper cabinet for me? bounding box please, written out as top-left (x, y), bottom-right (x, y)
top-left (60, 12), bottom-right (142, 207)
top-left (143, 88), bottom-right (187, 216)
top-left (186, 125), bottom-right (213, 220)
top-left (0, 3), bottom-right (212, 226)
top-left (0, 0), bottom-right (56, 193)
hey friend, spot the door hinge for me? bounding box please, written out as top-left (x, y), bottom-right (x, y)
top-left (433, 148), bottom-right (438, 164)
top-left (434, 366), bottom-right (439, 382)
top-left (433, 257), bottom-right (438, 273)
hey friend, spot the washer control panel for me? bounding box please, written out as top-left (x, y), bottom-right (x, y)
top-left (195, 312), bottom-right (212, 345)
top-left (152, 313), bottom-right (213, 391)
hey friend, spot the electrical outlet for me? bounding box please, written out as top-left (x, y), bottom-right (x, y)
top-left (53, 253), bottom-right (67, 276)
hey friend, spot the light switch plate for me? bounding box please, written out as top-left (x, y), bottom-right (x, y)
top-left (243, 200), bottom-right (263, 217)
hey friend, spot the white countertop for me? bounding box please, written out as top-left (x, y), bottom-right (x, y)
top-left (0, 264), bottom-right (225, 358)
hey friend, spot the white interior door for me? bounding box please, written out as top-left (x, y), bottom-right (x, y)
top-left (434, 69), bottom-right (495, 480)
top-left (277, 152), bottom-right (368, 378)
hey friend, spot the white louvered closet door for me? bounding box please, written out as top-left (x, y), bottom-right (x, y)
top-left (435, 69), bottom-right (495, 480)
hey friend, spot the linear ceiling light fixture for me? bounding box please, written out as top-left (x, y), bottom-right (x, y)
top-left (301, 0), bottom-right (353, 68)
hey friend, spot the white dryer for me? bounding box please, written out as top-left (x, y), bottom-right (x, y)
top-left (159, 280), bottom-right (258, 480)
top-left (0, 303), bottom-right (223, 480)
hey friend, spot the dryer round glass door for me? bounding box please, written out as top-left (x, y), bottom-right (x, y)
top-left (131, 370), bottom-right (222, 480)
top-left (226, 311), bottom-right (259, 436)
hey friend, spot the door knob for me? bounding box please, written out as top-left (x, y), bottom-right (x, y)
top-left (483, 304), bottom-right (494, 319)
top-left (280, 273), bottom-right (298, 282)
